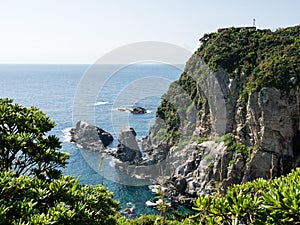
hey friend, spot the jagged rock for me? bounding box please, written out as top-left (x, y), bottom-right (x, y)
top-left (117, 107), bottom-right (147, 114)
top-left (187, 179), bottom-right (198, 196)
top-left (131, 107), bottom-right (147, 114)
top-left (70, 121), bottom-right (113, 151)
top-left (239, 88), bottom-right (300, 180)
top-left (112, 26), bottom-right (300, 208)
top-left (174, 177), bottom-right (186, 194)
top-left (117, 127), bottom-right (142, 162)
top-left (225, 153), bottom-right (245, 185)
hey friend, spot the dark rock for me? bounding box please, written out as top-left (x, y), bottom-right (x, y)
top-left (70, 121), bottom-right (113, 151)
top-left (117, 107), bottom-right (147, 114)
top-left (175, 177), bottom-right (187, 194)
top-left (98, 129), bottom-right (114, 146)
top-left (117, 127), bottom-right (142, 162)
top-left (131, 107), bottom-right (147, 114)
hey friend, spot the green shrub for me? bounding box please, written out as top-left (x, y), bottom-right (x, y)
top-left (257, 169), bottom-right (300, 224)
top-left (117, 214), bottom-right (197, 225)
top-left (192, 168), bottom-right (300, 224)
top-left (216, 133), bottom-right (258, 164)
top-left (0, 100), bottom-right (120, 224)
top-left (196, 137), bottom-right (209, 144)
top-left (176, 139), bottom-right (190, 148)
top-left (0, 171), bottom-right (120, 225)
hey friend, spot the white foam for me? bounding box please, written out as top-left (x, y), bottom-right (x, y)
top-left (61, 127), bottom-right (72, 142)
top-left (76, 143), bottom-right (83, 149)
top-left (145, 199), bottom-right (162, 207)
top-left (148, 185), bottom-right (167, 194)
top-left (94, 101), bottom-right (109, 106)
top-left (112, 108), bottom-right (131, 112)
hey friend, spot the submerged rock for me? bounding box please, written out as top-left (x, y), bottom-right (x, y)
top-left (70, 121), bottom-right (113, 151)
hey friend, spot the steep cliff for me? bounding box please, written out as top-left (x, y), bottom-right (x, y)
top-left (141, 25), bottom-right (300, 205)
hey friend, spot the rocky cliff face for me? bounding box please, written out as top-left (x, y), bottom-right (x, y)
top-left (161, 86), bottom-right (300, 205)
top-left (139, 25), bottom-right (300, 205)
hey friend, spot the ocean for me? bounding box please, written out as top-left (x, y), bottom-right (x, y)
top-left (0, 63), bottom-right (183, 216)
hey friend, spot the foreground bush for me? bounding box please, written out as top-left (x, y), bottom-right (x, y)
top-left (192, 168), bottom-right (300, 224)
top-left (0, 171), bottom-right (120, 225)
top-left (117, 214), bottom-right (197, 225)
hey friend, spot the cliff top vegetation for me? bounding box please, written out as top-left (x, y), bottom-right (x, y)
top-left (197, 25), bottom-right (300, 100)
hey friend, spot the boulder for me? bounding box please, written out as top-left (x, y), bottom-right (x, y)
top-left (174, 177), bottom-right (187, 194)
top-left (70, 121), bottom-right (113, 151)
top-left (117, 127), bottom-right (142, 162)
top-left (131, 107), bottom-right (147, 114)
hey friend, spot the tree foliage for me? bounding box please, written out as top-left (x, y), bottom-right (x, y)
top-left (0, 98), bottom-right (69, 179)
top-left (0, 171), bottom-right (120, 225)
top-left (0, 99), bottom-right (120, 224)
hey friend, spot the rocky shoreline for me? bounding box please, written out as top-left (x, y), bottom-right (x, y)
top-left (69, 26), bottom-right (300, 208)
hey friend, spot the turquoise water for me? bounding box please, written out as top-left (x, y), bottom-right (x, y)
top-left (0, 64), bottom-right (183, 216)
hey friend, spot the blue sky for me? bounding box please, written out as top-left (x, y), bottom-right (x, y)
top-left (0, 0), bottom-right (299, 64)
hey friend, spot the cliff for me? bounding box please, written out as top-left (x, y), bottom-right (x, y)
top-left (139, 25), bottom-right (300, 205)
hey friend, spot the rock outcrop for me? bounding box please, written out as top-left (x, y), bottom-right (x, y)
top-left (70, 121), bottom-right (113, 151)
top-left (140, 83), bottom-right (300, 205)
top-left (116, 25), bottom-right (300, 206)
top-left (116, 127), bottom-right (142, 162)
top-left (117, 107), bottom-right (147, 114)
top-left (131, 107), bottom-right (147, 114)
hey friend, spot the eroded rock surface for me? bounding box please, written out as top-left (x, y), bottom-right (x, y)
top-left (116, 127), bottom-right (142, 162)
top-left (70, 121), bottom-right (113, 152)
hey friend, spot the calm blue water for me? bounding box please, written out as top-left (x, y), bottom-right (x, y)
top-left (0, 64), bottom-right (183, 216)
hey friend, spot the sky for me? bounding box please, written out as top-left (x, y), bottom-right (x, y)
top-left (0, 0), bottom-right (299, 64)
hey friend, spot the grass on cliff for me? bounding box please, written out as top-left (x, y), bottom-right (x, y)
top-left (215, 133), bottom-right (258, 164)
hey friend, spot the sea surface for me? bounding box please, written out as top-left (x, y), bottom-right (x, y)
top-left (0, 64), bottom-right (184, 216)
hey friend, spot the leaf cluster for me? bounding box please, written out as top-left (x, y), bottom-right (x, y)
top-left (0, 99), bottom-right (120, 224)
top-left (192, 168), bottom-right (300, 224)
top-left (0, 98), bottom-right (69, 179)
top-left (0, 171), bottom-right (120, 225)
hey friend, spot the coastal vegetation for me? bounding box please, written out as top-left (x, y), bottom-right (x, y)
top-left (0, 98), bottom-right (69, 179)
top-left (198, 25), bottom-right (300, 101)
top-left (192, 168), bottom-right (300, 225)
top-left (214, 133), bottom-right (258, 165)
top-left (0, 99), bottom-right (119, 225)
top-left (0, 171), bottom-right (119, 225)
